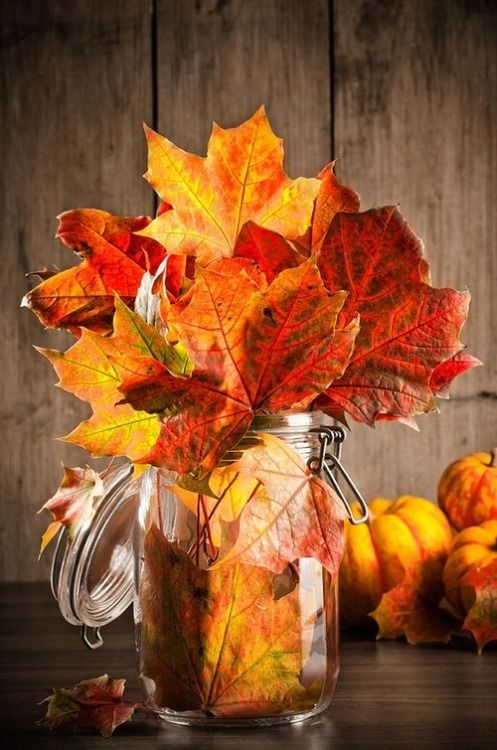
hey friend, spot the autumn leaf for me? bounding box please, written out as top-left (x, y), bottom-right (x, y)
top-left (23, 209), bottom-right (167, 334)
top-left (38, 297), bottom-right (190, 463)
top-left (232, 221), bottom-right (305, 284)
top-left (121, 258), bottom-right (353, 473)
top-left (430, 351), bottom-right (481, 398)
top-left (213, 434), bottom-right (346, 575)
top-left (461, 560), bottom-right (497, 653)
top-left (138, 107), bottom-right (320, 264)
top-left (38, 466), bottom-right (104, 556)
top-left (310, 162), bottom-right (360, 253)
top-left (170, 467), bottom-right (259, 548)
top-left (371, 560), bottom-right (458, 645)
top-left (139, 524), bottom-right (321, 717)
top-left (317, 206), bottom-right (471, 424)
top-left (38, 674), bottom-right (147, 737)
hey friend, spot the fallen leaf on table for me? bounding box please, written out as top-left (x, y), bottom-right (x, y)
top-left (461, 559), bottom-right (497, 653)
top-left (371, 559), bottom-right (459, 644)
top-left (38, 674), bottom-right (151, 737)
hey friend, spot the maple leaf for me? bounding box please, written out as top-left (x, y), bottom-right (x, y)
top-left (38, 297), bottom-right (190, 463)
top-left (232, 221), bottom-right (305, 284)
top-left (310, 162), bottom-right (361, 253)
top-left (170, 466), bottom-right (259, 548)
top-left (316, 206), bottom-right (471, 424)
top-left (138, 107), bottom-right (320, 264)
top-left (430, 350), bottom-right (481, 397)
top-left (139, 525), bottom-right (321, 717)
top-left (461, 560), bottom-right (497, 653)
top-left (23, 209), bottom-right (166, 334)
top-left (38, 466), bottom-right (104, 556)
top-left (121, 258), bottom-right (353, 473)
top-left (213, 434), bottom-right (346, 575)
top-left (371, 560), bottom-right (458, 644)
top-left (38, 674), bottom-right (145, 737)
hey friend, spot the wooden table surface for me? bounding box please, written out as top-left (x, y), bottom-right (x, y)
top-left (1, 582), bottom-right (496, 749)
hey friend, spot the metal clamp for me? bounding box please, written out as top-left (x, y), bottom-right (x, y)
top-left (81, 625), bottom-right (104, 650)
top-left (308, 427), bottom-right (369, 525)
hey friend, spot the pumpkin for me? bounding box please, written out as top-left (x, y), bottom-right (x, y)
top-left (442, 520), bottom-right (497, 616)
top-left (339, 495), bottom-right (453, 625)
top-left (438, 449), bottom-right (497, 530)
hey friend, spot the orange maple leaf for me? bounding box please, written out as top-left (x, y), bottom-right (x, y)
top-left (23, 209), bottom-right (166, 334)
top-left (138, 107), bottom-right (320, 264)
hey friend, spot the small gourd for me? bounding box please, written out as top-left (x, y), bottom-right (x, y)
top-left (438, 450), bottom-right (497, 530)
top-left (442, 520), bottom-right (497, 616)
top-left (339, 495), bottom-right (452, 626)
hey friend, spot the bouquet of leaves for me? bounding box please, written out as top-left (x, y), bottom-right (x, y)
top-left (25, 108), bottom-right (477, 723)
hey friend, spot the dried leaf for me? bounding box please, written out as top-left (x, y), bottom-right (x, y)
top-left (23, 209), bottom-right (166, 334)
top-left (38, 674), bottom-right (142, 737)
top-left (121, 258), bottom-right (350, 473)
top-left (317, 207), bottom-right (471, 424)
top-left (310, 162), bottom-right (360, 253)
top-left (461, 560), bottom-right (497, 653)
top-left (138, 107), bottom-right (320, 264)
top-left (214, 434), bottom-right (346, 575)
top-left (430, 351), bottom-right (482, 397)
top-left (38, 297), bottom-right (190, 462)
top-left (170, 467), bottom-right (259, 547)
top-left (371, 560), bottom-right (458, 644)
top-left (38, 466), bottom-right (104, 555)
top-left (139, 525), bottom-right (320, 717)
top-left (233, 222), bottom-right (304, 284)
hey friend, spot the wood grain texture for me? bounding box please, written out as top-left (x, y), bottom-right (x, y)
top-left (2, 0), bottom-right (496, 580)
top-left (333, 0), bottom-right (497, 500)
top-left (0, 0), bottom-right (153, 581)
top-left (1, 583), bottom-right (496, 748)
top-left (155, 0), bottom-right (331, 178)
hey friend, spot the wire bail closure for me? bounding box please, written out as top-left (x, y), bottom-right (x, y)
top-left (307, 427), bottom-right (369, 525)
top-left (81, 625), bottom-right (104, 650)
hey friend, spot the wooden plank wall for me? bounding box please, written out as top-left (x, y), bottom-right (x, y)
top-left (1, 0), bottom-right (495, 580)
top-left (333, 0), bottom-right (497, 502)
top-left (1, 0), bottom-right (154, 580)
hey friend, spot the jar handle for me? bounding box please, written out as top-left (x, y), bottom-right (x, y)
top-left (308, 427), bottom-right (369, 525)
top-left (81, 624), bottom-right (104, 650)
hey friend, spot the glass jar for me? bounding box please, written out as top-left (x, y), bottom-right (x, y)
top-left (50, 412), bottom-right (367, 727)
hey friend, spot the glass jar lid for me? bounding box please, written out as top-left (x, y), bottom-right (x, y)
top-left (50, 463), bottom-right (142, 646)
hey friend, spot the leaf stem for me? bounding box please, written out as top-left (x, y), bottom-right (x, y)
top-left (199, 494), bottom-right (218, 563)
top-left (156, 472), bottom-right (164, 532)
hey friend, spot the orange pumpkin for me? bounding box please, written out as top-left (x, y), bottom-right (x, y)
top-left (438, 449), bottom-right (497, 530)
top-left (339, 496), bottom-right (453, 625)
top-left (442, 520), bottom-right (497, 615)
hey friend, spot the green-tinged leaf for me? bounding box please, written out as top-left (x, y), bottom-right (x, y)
top-left (37, 297), bottom-right (189, 463)
top-left (139, 524), bottom-right (321, 717)
top-left (121, 258), bottom-right (350, 473)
